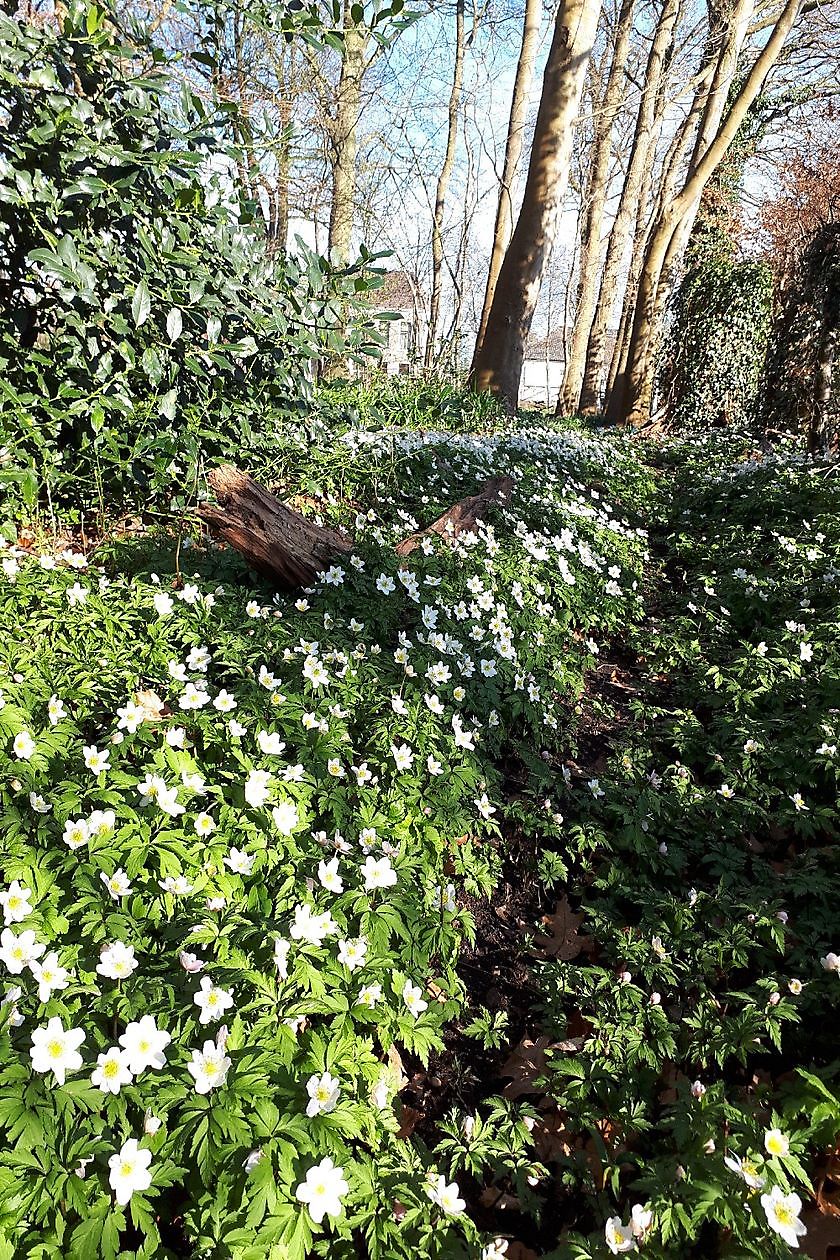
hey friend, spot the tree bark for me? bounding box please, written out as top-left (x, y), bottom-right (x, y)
top-left (200, 469), bottom-right (516, 586)
top-left (395, 476), bottom-right (515, 555)
top-left (199, 467), bottom-right (353, 588)
top-left (328, 2), bottom-right (366, 264)
top-left (557, 0), bottom-right (636, 417)
top-left (577, 0), bottom-right (680, 415)
top-left (472, 0), bottom-right (542, 361)
top-left (619, 0), bottom-right (803, 427)
top-left (426, 0), bottom-right (466, 368)
top-left (469, 0), bottom-right (601, 413)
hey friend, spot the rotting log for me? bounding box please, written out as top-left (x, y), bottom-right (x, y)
top-left (395, 476), bottom-right (515, 556)
top-left (199, 465), bottom-right (353, 588)
top-left (200, 466), bottom-right (515, 586)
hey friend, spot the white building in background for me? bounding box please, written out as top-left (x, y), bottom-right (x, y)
top-left (377, 271), bottom-right (425, 376)
top-left (520, 329), bottom-right (567, 407)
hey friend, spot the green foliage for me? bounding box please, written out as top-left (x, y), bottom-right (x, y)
top-left (0, 417), bottom-right (652, 1257)
top-left (660, 259), bottom-right (773, 428)
top-left (0, 1), bottom-right (387, 530)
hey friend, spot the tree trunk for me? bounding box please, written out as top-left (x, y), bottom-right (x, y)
top-left (426, 0), bottom-right (466, 369)
top-left (577, 0), bottom-right (680, 415)
top-left (472, 0), bottom-right (542, 361)
top-left (328, 2), bottom-right (366, 264)
top-left (469, 0), bottom-right (600, 413)
top-left (619, 0), bottom-right (804, 427)
top-left (557, 0), bottom-right (636, 417)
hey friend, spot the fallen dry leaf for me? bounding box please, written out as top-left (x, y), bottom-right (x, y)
top-left (134, 689), bottom-right (167, 721)
top-left (500, 1036), bottom-right (554, 1099)
top-left (533, 896), bottom-right (594, 960)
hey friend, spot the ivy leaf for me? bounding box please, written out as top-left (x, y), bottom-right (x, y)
top-left (131, 280), bottom-right (151, 328)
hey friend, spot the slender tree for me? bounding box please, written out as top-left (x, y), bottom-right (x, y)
top-left (473, 0), bottom-right (543, 358)
top-left (577, 0), bottom-right (680, 414)
top-left (557, 0), bottom-right (636, 416)
top-left (616, 0), bottom-right (805, 426)
top-left (469, 0), bottom-right (601, 412)
top-left (426, 0), bottom-right (466, 366)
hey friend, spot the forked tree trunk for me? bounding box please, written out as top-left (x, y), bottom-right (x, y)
top-left (469, 0), bottom-right (600, 413)
top-left (577, 0), bottom-right (680, 415)
top-left (619, 0), bottom-right (803, 427)
top-left (472, 0), bottom-right (542, 360)
top-left (557, 0), bottom-right (636, 417)
top-left (427, 0), bottom-right (466, 368)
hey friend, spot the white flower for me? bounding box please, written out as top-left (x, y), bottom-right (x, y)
top-left (47, 695), bottom-right (66, 725)
top-left (29, 1017), bottom-right (85, 1085)
top-left (108, 1139), bottom-right (152, 1205)
top-left (83, 745), bottom-right (110, 774)
top-left (305, 1070), bottom-right (341, 1116)
top-left (274, 938), bottom-right (290, 980)
top-left (96, 941), bottom-right (138, 981)
top-left (295, 1156), bottom-right (348, 1224)
top-left (427, 754), bottom-right (443, 775)
top-left (390, 742), bottom-right (414, 772)
top-left (245, 769), bottom-right (272, 808)
top-left (481, 1242), bottom-right (509, 1260)
top-left (272, 800), bottom-right (298, 835)
top-left (604, 1216), bottom-right (637, 1254)
top-left (764, 1128), bottom-right (790, 1158)
top-left (63, 817), bottom-right (89, 850)
top-left (426, 1174), bottom-right (465, 1215)
top-left (361, 856), bottom-right (397, 890)
top-left (790, 792), bottom-right (808, 812)
top-left (318, 857), bottom-right (344, 893)
top-left (144, 1111), bottom-right (162, 1135)
top-left (223, 847), bottom-right (254, 875)
top-left (760, 1186), bottom-right (807, 1249)
top-left (193, 811), bottom-right (215, 838)
top-left (213, 689), bottom-right (237, 712)
top-left (0, 928), bottom-right (45, 974)
top-left (153, 592), bottom-right (174, 616)
top-left (101, 869), bottom-right (131, 900)
top-left (357, 982), bottom-right (382, 1007)
top-left (290, 903), bottom-right (336, 945)
top-left (187, 1039), bottom-right (231, 1095)
top-left (243, 1148), bottom-right (263, 1172)
top-left (119, 1015), bottom-right (171, 1073)
top-left (402, 979), bottom-right (427, 1018)
top-left (29, 950), bottom-right (70, 1002)
top-left (66, 582), bottom-right (88, 606)
top-left (799, 642), bottom-right (813, 662)
top-left (821, 952), bottom-right (840, 973)
top-left (88, 808), bottom-right (115, 837)
top-left (717, 783), bottom-right (735, 799)
top-left (257, 730), bottom-right (286, 755)
top-left (691, 1080), bottom-right (706, 1098)
top-left (29, 792), bottom-right (50, 814)
top-left (376, 574), bottom-right (396, 594)
top-left (337, 937), bottom-right (368, 971)
top-left (12, 731), bottom-right (35, 761)
top-left (474, 793), bottom-right (496, 820)
top-left (178, 683), bottom-right (210, 711)
top-left (302, 656), bottom-right (330, 688)
top-left (630, 1204), bottom-right (653, 1239)
top-left (0, 881), bottom-right (32, 925)
top-left (91, 1047), bottom-right (133, 1094)
top-left (723, 1151), bottom-right (765, 1189)
top-left (194, 976), bottom-right (234, 1024)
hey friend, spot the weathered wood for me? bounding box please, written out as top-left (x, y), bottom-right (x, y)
top-left (200, 466), bottom-right (515, 586)
top-left (199, 465), bottom-right (352, 588)
top-left (395, 476), bottom-right (514, 556)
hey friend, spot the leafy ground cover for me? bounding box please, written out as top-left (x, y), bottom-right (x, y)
top-left (0, 417), bottom-right (838, 1259)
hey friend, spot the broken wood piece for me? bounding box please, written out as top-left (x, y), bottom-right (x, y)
top-left (199, 465), bottom-right (352, 588)
top-left (395, 475), bottom-right (514, 556)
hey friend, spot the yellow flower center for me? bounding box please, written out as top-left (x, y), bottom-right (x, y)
top-left (775, 1204), bottom-right (794, 1227)
top-left (119, 1160), bottom-right (134, 1178)
top-left (48, 1039), bottom-right (64, 1059)
top-left (103, 1059), bottom-right (119, 1078)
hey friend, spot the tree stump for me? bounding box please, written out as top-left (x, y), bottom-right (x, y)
top-left (199, 465), bottom-right (352, 588)
top-left (395, 476), bottom-right (514, 556)
top-left (200, 466), bottom-right (515, 587)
